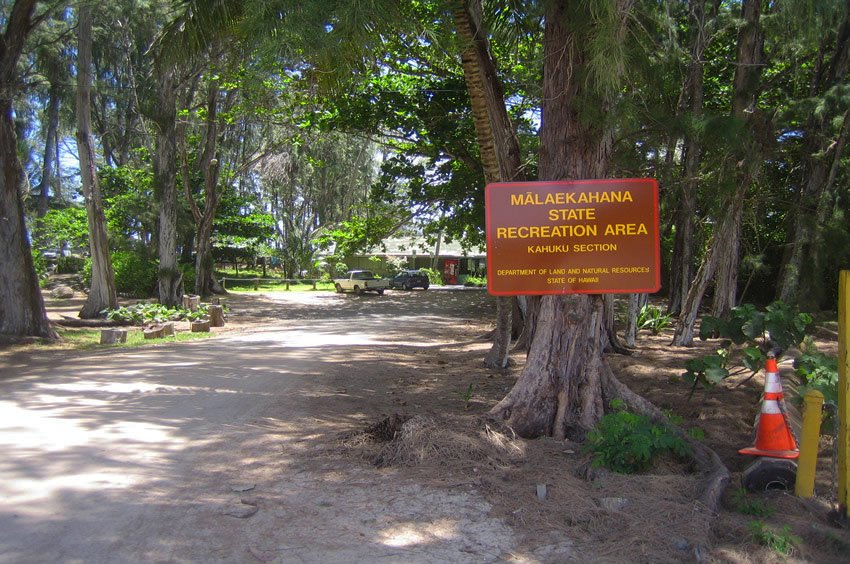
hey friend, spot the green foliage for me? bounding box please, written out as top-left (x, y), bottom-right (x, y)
top-left (730, 488), bottom-right (774, 518)
top-left (794, 337), bottom-right (838, 415)
top-left (636, 304), bottom-right (673, 335)
top-left (683, 302), bottom-right (812, 394)
top-left (463, 275), bottom-right (487, 287)
top-left (584, 403), bottom-right (692, 474)
top-left (747, 521), bottom-right (800, 555)
top-left (419, 267), bottom-right (442, 286)
top-left (30, 246), bottom-right (48, 285)
top-left (56, 255), bottom-right (86, 274)
top-left (103, 302), bottom-right (215, 324)
top-left (34, 207), bottom-right (89, 253)
top-left (112, 251), bottom-right (158, 298)
top-left (459, 383), bottom-right (474, 409)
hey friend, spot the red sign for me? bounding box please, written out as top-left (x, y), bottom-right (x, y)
top-left (485, 179), bottom-right (660, 295)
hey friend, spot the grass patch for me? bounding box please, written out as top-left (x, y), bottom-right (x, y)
top-left (223, 279), bottom-right (336, 292)
top-left (748, 521), bottom-right (800, 555)
top-left (730, 488), bottom-right (774, 517)
top-left (53, 327), bottom-right (212, 351)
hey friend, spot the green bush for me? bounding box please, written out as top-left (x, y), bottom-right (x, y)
top-left (112, 251), bottom-right (158, 298)
top-left (419, 267), bottom-right (442, 286)
top-left (30, 247), bottom-right (48, 286)
top-left (584, 402), bottom-right (692, 474)
top-left (180, 262), bottom-right (196, 295)
top-left (104, 302), bottom-right (214, 324)
top-left (463, 275), bottom-right (487, 287)
top-left (56, 254), bottom-right (86, 274)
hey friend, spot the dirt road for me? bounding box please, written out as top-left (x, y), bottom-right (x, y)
top-left (0, 289), bottom-right (546, 563)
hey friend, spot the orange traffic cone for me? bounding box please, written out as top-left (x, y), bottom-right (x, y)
top-left (738, 355), bottom-right (799, 459)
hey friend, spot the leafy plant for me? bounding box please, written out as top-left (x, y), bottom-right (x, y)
top-left (794, 336), bottom-right (838, 425)
top-left (56, 254), bottom-right (86, 274)
top-left (636, 304), bottom-right (673, 335)
top-left (731, 488), bottom-right (774, 517)
top-left (459, 383), bottom-right (474, 409)
top-left (463, 275), bottom-right (487, 287)
top-left (584, 403), bottom-right (692, 474)
top-left (103, 302), bottom-right (213, 324)
top-left (682, 301), bottom-right (812, 395)
top-left (747, 521), bottom-right (799, 555)
top-left (419, 267), bottom-right (443, 286)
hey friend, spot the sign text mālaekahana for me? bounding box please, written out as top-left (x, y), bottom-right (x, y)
top-left (485, 179), bottom-right (660, 295)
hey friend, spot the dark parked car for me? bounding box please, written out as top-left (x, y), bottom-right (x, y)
top-left (388, 270), bottom-right (430, 290)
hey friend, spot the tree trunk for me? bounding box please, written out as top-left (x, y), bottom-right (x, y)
top-left (153, 63), bottom-right (183, 307)
top-left (76, 6), bottom-right (117, 319)
top-left (667, 0), bottom-right (710, 317)
top-left (489, 0), bottom-right (619, 439)
top-left (37, 80), bottom-right (60, 219)
top-left (0, 0), bottom-right (56, 339)
top-left (453, 0), bottom-right (525, 369)
top-left (625, 293), bottom-right (648, 348)
top-left (188, 81), bottom-right (229, 299)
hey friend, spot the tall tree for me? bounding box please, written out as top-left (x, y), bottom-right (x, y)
top-left (453, 0), bottom-right (526, 369)
top-left (777, 4), bottom-right (850, 307)
top-left (76, 4), bottom-right (118, 318)
top-left (672, 0), bottom-right (766, 345)
top-left (0, 0), bottom-right (55, 339)
top-left (489, 0), bottom-right (640, 437)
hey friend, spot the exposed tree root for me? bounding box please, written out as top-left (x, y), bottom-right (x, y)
top-left (600, 361), bottom-right (730, 513)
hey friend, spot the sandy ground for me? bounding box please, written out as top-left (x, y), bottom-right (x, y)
top-left (2, 287), bottom-right (849, 563)
top-left (0, 289), bottom-right (549, 563)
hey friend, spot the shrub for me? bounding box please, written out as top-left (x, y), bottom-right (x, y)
top-left (112, 251), bottom-right (158, 298)
top-left (419, 267), bottom-right (442, 286)
top-left (463, 275), bottom-right (487, 287)
top-left (584, 402), bottom-right (692, 473)
top-left (682, 301), bottom-right (813, 395)
top-left (56, 254), bottom-right (86, 274)
top-left (636, 304), bottom-right (672, 335)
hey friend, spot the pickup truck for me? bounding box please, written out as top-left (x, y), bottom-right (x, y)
top-left (333, 270), bottom-right (389, 295)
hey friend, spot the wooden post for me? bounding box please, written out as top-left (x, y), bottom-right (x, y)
top-left (795, 389), bottom-right (824, 498)
top-left (162, 322), bottom-right (175, 336)
top-left (839, 270), bottom-right (849, 517)
top-left (144, 326), bottom-right (165, 339)
top-left (254, 278), bottom-right (259, 291)
top-left (191, 319), bottom-right (211, 332)
top-left (209, 305), bottom-right (225, 327)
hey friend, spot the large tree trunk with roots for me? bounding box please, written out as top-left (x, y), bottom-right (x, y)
top-left (153, 64), bottom-right (183, 307)
top-left (76, 6), bottom-right (118, 319)
top-left (489, 0), bottom-right (617, 440)
top-left (484, 2), bottom-right (729, 510)
top-left (453, 0), bottom-right (525, 369)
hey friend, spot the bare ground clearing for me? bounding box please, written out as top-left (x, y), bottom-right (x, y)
top-left (0, 287), bottom-right (848, 562)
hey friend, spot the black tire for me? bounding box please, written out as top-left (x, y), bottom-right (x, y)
top-left (403, 283), bottom-right (411, 291)
top-left (422, 284), bottom-right (429, 290)
top-left (354, 285), bottom-right (362, 295)
top-left (334, 283), bottom-right (343, 293)
top-left (377, 289), bottom-right (384, 295)
top-left (742, 458), bottom-right (797, 492)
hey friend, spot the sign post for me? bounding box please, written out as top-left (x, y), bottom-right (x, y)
top-left (839, 270), bottom-right (849, 518)
top-left (485, 179), bottom-right (660, 295)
